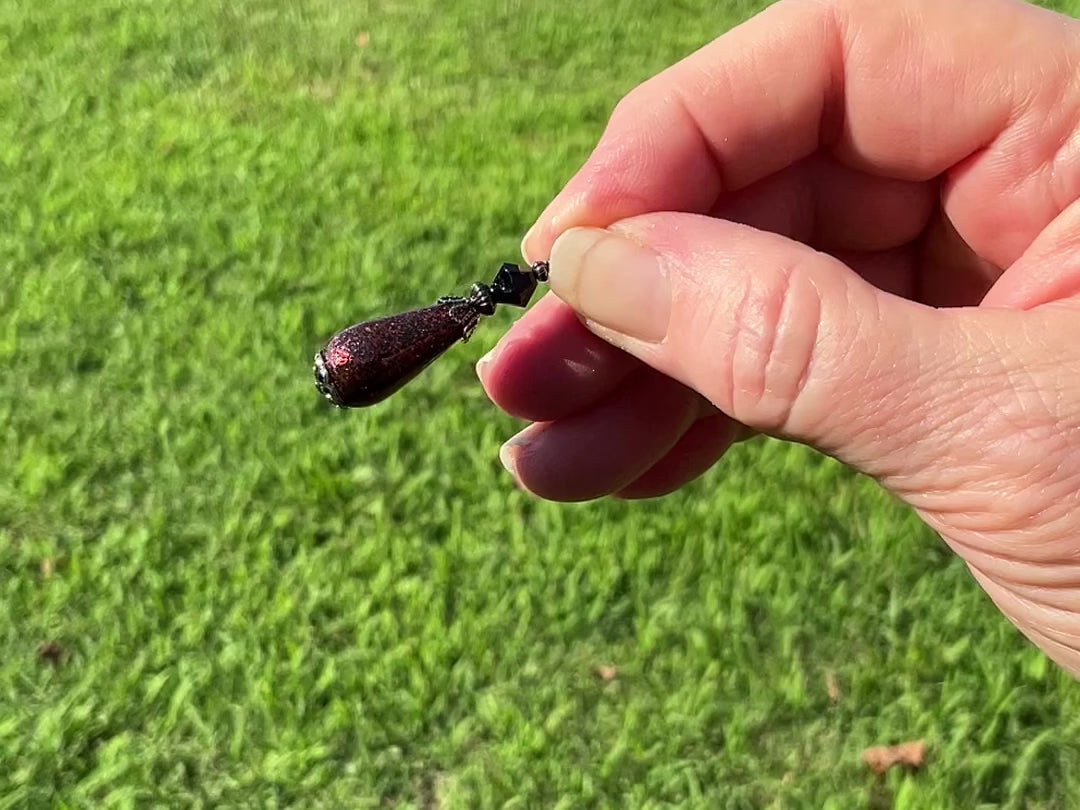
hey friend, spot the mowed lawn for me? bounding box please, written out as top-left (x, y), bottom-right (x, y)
top-left (3, 0), bottom-right (1080, 807)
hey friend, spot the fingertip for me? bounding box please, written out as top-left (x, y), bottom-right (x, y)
top-left (522, 141), bottom-right (661, 264)
top-left (480, 293), bottom-right (639, 422)
top-left (475, 347), bottom-right (495, 388)
top-left (498, 369), bottom-right (701, 502)
top-left (520, 222), bottom-right (541, 265)
top-left (521, 193), bottom-right (581, 264)
top-left (498, 433), bottom-right (524, 483)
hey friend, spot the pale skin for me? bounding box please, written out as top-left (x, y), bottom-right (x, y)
top-left (475, 0), bottom-right (1080, 677)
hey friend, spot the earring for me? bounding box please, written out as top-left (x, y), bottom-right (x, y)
top-left (314, 261), bottom-right (549, 408)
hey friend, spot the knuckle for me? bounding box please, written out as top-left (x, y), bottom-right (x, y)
top-left (708, 257), bottom-right (822, 432)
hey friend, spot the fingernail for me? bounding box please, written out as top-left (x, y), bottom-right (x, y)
top-left (475, 347), bottom-right (496, 386)
top-left (548, 227), bottom-right (670, 342)
top-left (499, 437), bottom-right (523, 481)
top-left (520, 223), bottom-right (539, 263)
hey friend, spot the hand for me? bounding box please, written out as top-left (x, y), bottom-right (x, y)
top-left (478, 0), bottom-right (1080, 676)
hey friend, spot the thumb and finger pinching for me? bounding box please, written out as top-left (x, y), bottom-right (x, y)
top-left (544, 213), bottom-right (983, 481)
top-left (541, 213), bottom-right (1080, 677)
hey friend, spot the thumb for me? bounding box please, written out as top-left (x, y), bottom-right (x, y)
top-left (545, 212), bottom-right (968, 478)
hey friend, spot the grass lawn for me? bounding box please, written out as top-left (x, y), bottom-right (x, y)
top-left (3, 0), bottom-right (1080, 806)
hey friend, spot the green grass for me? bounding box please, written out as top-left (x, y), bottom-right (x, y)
top-left (2, 0), bottom-right (1080, 806)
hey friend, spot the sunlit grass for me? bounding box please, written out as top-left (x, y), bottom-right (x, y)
top-left (2, 0), bottom-right (1078, 806)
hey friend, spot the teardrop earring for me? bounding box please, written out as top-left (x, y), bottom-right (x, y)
top-left (313, 261), bottom-right (549, 408)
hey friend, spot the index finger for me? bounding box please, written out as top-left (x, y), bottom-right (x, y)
top-left (522, 0), bottom-right (1079, 265)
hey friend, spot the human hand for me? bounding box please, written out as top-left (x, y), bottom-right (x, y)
top-left (478, 0), bottom-right (1080, 675)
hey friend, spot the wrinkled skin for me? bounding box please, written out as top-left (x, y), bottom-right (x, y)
top-left (477, 0), bottom-right (1080, 677)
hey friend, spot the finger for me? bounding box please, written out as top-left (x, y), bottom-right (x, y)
top-left (711, 154), bottom-right (935, 253)
top-left (478, 292), bottom-right (638, 422)
top-left (523, 0), bottom-right (1080, 270)
top-left (615, 412), bottom-right (737, 499)
top-left (487, 160), bottom-right (931, 423)
top-left (499, 368), bottom-right (702, 502)
top-left (482, 245), bottom-right (918, 431)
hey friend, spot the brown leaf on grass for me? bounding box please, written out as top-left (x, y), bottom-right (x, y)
top-left (862, 740), bottom-right (927, 774)
top-left (39, 555), bottom-right (67, 579)
top-left (416, 769), bottom-right (451, 810)
top-left (355, 32), bottom-right (370, 48)
top-left (593, 664), bottom-right (617, 682)
top-left (825, 669), bottom-right (840, 703)
top-left (309, 80), bottom-right (335, 101)
top-left (37, 641), bottom-right (65, 666)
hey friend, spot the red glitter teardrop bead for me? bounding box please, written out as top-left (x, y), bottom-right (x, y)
top-left (314, 298), bottom-right (482, 408)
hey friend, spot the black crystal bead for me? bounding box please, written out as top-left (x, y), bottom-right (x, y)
top-left (489, 262), bottom-right (539, 308)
